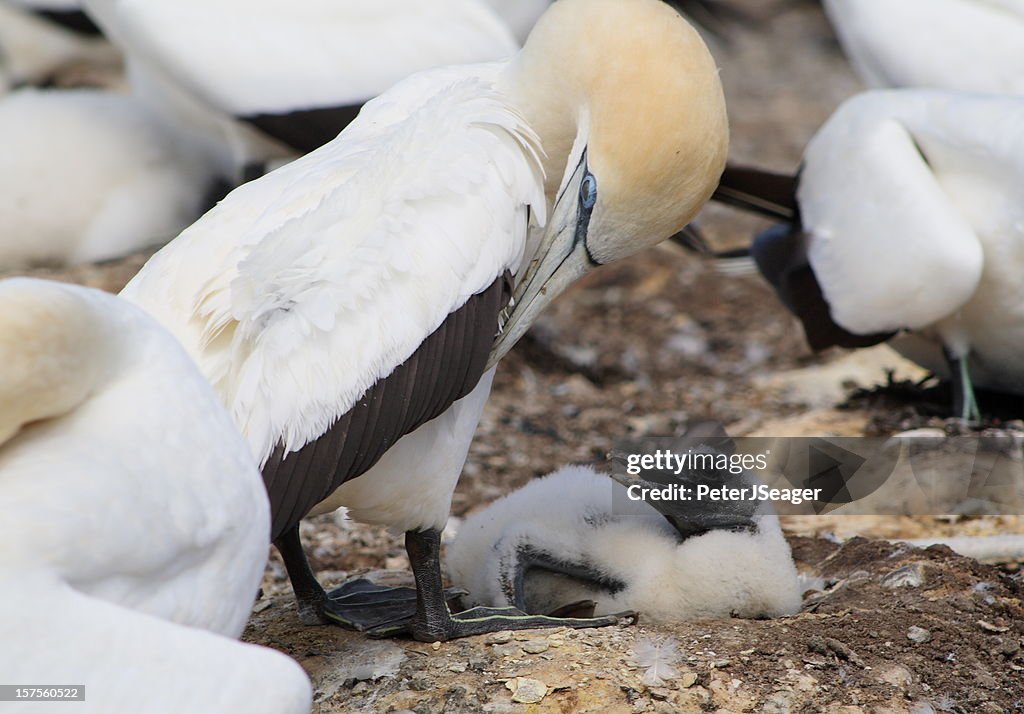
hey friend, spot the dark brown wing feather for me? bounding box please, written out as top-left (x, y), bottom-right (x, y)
top-left (713, 164), bottom-right (799, 221)
top-left (262, 272), bottom-right (512, 541)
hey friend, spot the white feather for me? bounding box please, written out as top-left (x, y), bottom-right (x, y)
top-left (0, 278), bottom-right (311, 713)
top-left (799, 89), bottom-right (1024, 393)
top-left (824, 0), bottom-right (1024, 95)
top-left (481, 0), bottom-right (551, 43)
top-left (89, 0), bottom-right (518, 115)
top-left (122, 63), bottom-right (546, 469)
top-left (0, 88), bottom-right (224, 269)
top-left (82, 0), bottom-right (521, 171)
top-left (446, 465), bottom-right (803, 623)
top-left (1, 573), bottom-right (311, 714)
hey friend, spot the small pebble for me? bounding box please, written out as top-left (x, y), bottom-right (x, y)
top-left (448, 663), bottom-right (467, 673)
top-left (487, 631), bottom-right (514, 644)
top-left (680, 672), bottom-right (698, 688)
top-left (492, 644), bottom-right (521, 658)
top-left (881, 563), bottom-right (925, 589)
top-left (523, 639), bottom-right (550, 654)
top-left (978, 620), bottom-right (1010, 634)
top-left (711, 659), bottom-right (732, 669)
top-left (507, 677), bottom-right (547, 704)
top-left (907, 626), bottom-right (932, 644)
top-left (408, 677), bottom-right (431, 691)
top-left (430, 641), bottom-right (441, 651)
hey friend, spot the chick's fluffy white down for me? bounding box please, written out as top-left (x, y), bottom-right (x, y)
top-left (447, 466), bottom-right (802, 623)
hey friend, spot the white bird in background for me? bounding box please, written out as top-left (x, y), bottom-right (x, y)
top-left (481, 0), bottom-right (551, 42)
top-left (823, 0), bottom-right (1024, 95)
top-left (81, 0), bottom-right (734, 176)
top-left (713, 90), bottom-right (1024, 420)
top-left (83, 0), bottom-right (521, 177)
top-left (447, 464), bottom-right (802, 623)
top-left (0, 0), bottom-right (116, 93)
top-left (0, 278), bottom-right (311, 713)
top-left (0, 88), bottom-right (228, 270)
top-left (484, 0), bottom-right (742, 44)
top-left (122, 0), bottom-right (728, 641)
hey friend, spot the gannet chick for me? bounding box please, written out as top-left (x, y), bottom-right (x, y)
top-left (0, 278), bottom-right (310, 713)
top-left (447, 464), bottom-right (802, 622)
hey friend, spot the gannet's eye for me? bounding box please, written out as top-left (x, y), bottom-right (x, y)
top-left (580, 173), bottom-right (598, 210)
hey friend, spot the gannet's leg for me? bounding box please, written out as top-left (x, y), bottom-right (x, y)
top-left (944, 348), bottom-right (981, 422)
top-left (275, 526), bottom-right (461, 631)
top-left (366, 529), bottom-right (635, 642)
top-left (275, 526), bottom-right (333, 625)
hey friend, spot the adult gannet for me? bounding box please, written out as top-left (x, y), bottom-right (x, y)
top-left (0, 0), bottom-right (115, 91)
top-left (823, 0), bottom-right (1024, 95)
top-left (0, 87), bottom-right (228, 269)
top-left (0, 278), bottom-right (311, 713)
top-left (122, 0), bottom-right (729, 641)
top-left (447, 464), bottom-right (802, 622)
top-left (82, 0), bottom-right (520, 175)
top-left (713, 90), bottom-right (1024, 420)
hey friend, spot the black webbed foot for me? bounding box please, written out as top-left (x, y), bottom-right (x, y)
top-left (366, 604), bottom-right (636, 640)
top-left (322, 578), bottom-right (464, 633)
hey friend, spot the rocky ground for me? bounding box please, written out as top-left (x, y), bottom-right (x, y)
top-left (246, 539), bottom-right (1023, 714)
top-left (9, 1), bottom-right (1023, 712)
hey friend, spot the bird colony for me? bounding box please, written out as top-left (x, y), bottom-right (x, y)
top-left (0, 0), bottom-right (1021, 712)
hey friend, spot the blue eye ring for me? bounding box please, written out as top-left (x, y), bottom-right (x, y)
top-left (580, 173), bottom-right (598, 210)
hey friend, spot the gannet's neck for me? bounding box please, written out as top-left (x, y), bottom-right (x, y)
top-left (499, 46), bottom-right (587, 204)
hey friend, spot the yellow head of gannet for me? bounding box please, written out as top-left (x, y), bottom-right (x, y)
top-left (490, 0), bottom-right (728, 364)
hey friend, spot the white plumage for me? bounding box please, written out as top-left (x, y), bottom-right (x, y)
top-left (446, 465), bottom-right (803, 623)
top-left (84, 0), bottom-right (521, 168)
top-left (93, 0), bottom-right (518, 116)
top-left (0, 278), bottom-right (310, 713)
top-left (824, 0), bottom-right (1024, 95)
top-left (0, 88), bottom-right (225, 269)
top-left (482, 0), bottom-right (551, 43)
top-left (122, 64), bottom-right (546, 528)
top-left (798, 89), bottom-right (1024, 395)
top-left (122, 0), bottom-right (728, 639)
